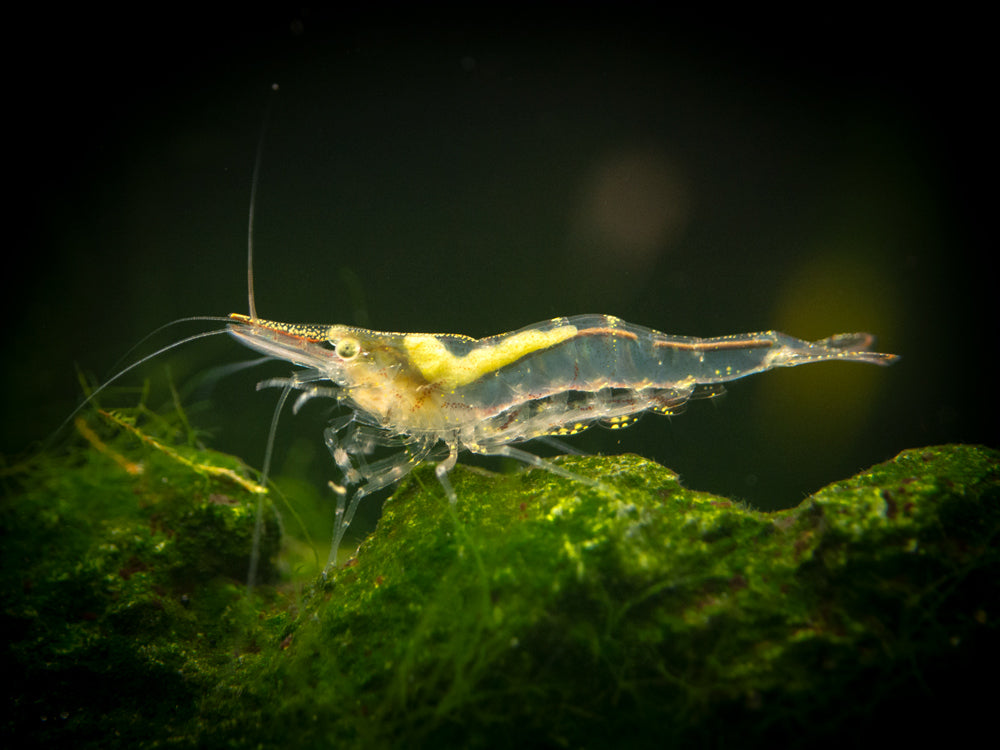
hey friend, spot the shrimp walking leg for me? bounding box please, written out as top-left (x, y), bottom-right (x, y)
top-left (327, 438), bottom-right (437, 568)
top-left (471, 443), bottom-right (613, 495)
top-left (434, 443), bottom-right (461, 503)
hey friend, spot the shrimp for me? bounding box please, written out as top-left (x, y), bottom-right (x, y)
top-left (226, 312), bottom-right (899, 572)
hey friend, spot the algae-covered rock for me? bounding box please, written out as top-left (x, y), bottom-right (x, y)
top-left (3, 422), bottom-right (998, 748)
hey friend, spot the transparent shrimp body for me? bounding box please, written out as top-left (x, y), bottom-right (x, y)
top-left (228, 312), bottom-right (898, 569)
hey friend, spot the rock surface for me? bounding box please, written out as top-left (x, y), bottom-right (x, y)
top-left (3, 419), bottom-right (997, 748)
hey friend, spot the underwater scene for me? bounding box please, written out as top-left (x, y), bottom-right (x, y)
top-left (3, 10), bottom-right (995, 748)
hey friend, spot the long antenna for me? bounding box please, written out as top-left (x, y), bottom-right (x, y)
top-left (244, 83), bottom-right (280, 591)
top-left (247, 380), bottom-right (292, 590)
top-left (247, 83), bottom-right (279, 320)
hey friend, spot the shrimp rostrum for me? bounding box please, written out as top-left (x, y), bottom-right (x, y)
top-left (227, 312), bottom-right (898, 570)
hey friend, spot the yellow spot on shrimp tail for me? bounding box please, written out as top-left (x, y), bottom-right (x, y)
top-left (404, 325), bottom-right (578, 389)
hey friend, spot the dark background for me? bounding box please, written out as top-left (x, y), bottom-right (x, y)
top-left (5, 8), bottom-right (993, 519)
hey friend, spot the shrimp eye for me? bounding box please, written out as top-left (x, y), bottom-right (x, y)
top-left (336, 337), bottom-right (360, 359)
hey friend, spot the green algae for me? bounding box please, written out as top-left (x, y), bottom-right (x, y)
top-left (3, 420), bottom-right (998, 748)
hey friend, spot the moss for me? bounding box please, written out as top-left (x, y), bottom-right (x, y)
top-left (3, 419), bottom-right (998, 748)
top-left (1, 411), bottom-right (280, 747)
